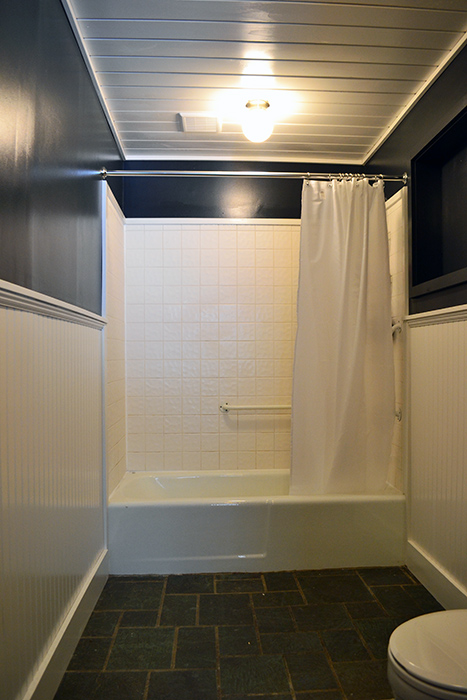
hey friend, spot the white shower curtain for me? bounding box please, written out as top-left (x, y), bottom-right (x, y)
top-left (290, 178), bottom-right (395, 494)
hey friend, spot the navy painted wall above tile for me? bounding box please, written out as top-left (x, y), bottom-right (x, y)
top-left (366, 45), bottom-right (467, 176)
top-left (0, 0), bottom-right (122, 314)
top-left (366, 44), bottom-right (467, 313)
top-left (121, 161), bottom-right (362, 220)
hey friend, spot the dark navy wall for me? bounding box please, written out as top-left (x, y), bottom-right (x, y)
top-left (0, 0), bottom-right (122, 314)
top-left (367, 44), bottom-right (467, 313)
top-left (121, 161), bottom-right (366, 219)
top-left (366, 46), bottom-right (467, 176)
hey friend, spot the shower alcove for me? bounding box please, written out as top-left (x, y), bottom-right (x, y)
top-left (104, 186), bottom-right (407, 574)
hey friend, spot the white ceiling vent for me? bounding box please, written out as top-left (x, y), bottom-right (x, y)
top-left (177, 112), bottom-right (222, 133)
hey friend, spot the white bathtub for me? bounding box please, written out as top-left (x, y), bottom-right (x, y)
top-left (108, 469), bottom-right (406, 574)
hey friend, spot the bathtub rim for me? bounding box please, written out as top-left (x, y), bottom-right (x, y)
top-left (108, 468), bottom-right (404, 506)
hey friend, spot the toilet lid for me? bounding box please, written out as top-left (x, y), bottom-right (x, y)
top-left (389, 610), bottom-right (467, 690)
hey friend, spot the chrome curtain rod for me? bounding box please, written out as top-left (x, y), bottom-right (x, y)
top-left (100, 168), bottom-right (408, 184)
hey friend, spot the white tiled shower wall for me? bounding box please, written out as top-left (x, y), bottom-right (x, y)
top-left (124, 203), bottom-right (406, 482)
top-left (125, 219), bottom-right (300, 471)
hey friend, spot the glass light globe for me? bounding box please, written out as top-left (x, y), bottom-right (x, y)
top-left (241, 100), bottom-right (274, 143)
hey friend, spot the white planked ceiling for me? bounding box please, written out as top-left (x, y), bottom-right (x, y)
top-left (65, 0), bottom-right (467, 163)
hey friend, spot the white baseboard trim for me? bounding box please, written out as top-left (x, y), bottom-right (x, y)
top-left (407, 540), bottom-right (467, 610)
top-left (23, 550), bottom-right (109, 700)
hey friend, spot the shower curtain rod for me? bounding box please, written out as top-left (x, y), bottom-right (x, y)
top-left (100, 168), bottom-right (408, 184)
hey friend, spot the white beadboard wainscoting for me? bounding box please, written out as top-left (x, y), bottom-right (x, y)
top-left (0, 282), bottom-right (107, 700)
top-left (407, 307), bottom-right (467, 609)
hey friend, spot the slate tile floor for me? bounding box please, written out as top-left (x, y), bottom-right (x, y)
top-left (54, 567), bottom-right (443, 700)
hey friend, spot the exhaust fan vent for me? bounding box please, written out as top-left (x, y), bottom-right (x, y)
top-left (178, 112), bottom-right (221, 133)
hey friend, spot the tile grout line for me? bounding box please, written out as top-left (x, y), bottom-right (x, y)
top-left (102, 610), bottom-right (124, 672)
top-left (292, 571), bottom-right (308, 606)
top-left (155, 576), bottom-right (168, 627)
top-left (285, 599), bottom-right (299, 700)
top-left (345, 573), bottom-right (382, 664)
top-left (142, 671), bottom-right (151, 700)
top-left (170, 627), bottom-right (179, 670)
top-left (344, 602), bottom-right (380, 663)
top-left (283, 654), bottom-right (298, 700)
top-left (294, 571), bottom-right (356, 700)
top-left (215, 625), bottom-right (222, 700)
top-left (355, 569), bottom-right (379, 599)
top-left (316, 628), bottom-right (349, 700)
top-left (195, 592), bottom-right (200, 625)
top-left (250, 591), bottom-right (264, 655)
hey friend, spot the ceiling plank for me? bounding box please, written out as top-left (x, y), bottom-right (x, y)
top-left (109, 100), bottom-right (404, 115)
top-left (112, 109), bottom-right (392, 123)
top-left (100, 81), bottom-right (421, 98)
top-left (84, 39), bottom-right (443, 66)
top-left (116, 120), bottom-right (385, 131)
top-left (92, 58), bottom-right (432, 81)
top-left (104, 88), bottom-right (411, 106)
top-left (73, 0), bottom-right (467, 32)
top-left (77, 20), bottom-right (462, 51)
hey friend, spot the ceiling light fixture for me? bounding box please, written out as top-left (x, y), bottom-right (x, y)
top-left (241, 99), bottom-right (274, 143)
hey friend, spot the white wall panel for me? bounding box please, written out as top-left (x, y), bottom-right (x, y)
top-left (386, 188), bottom-right (408, 491)
top-left (104, 186), bottom-right (127, 496)
top-left (0, 300), bottom-right (105, 700)
top-left (408, 312), bottom-right (467, 605)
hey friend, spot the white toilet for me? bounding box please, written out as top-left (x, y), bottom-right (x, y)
top-left (388, 610), bottom-right (467, 700)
